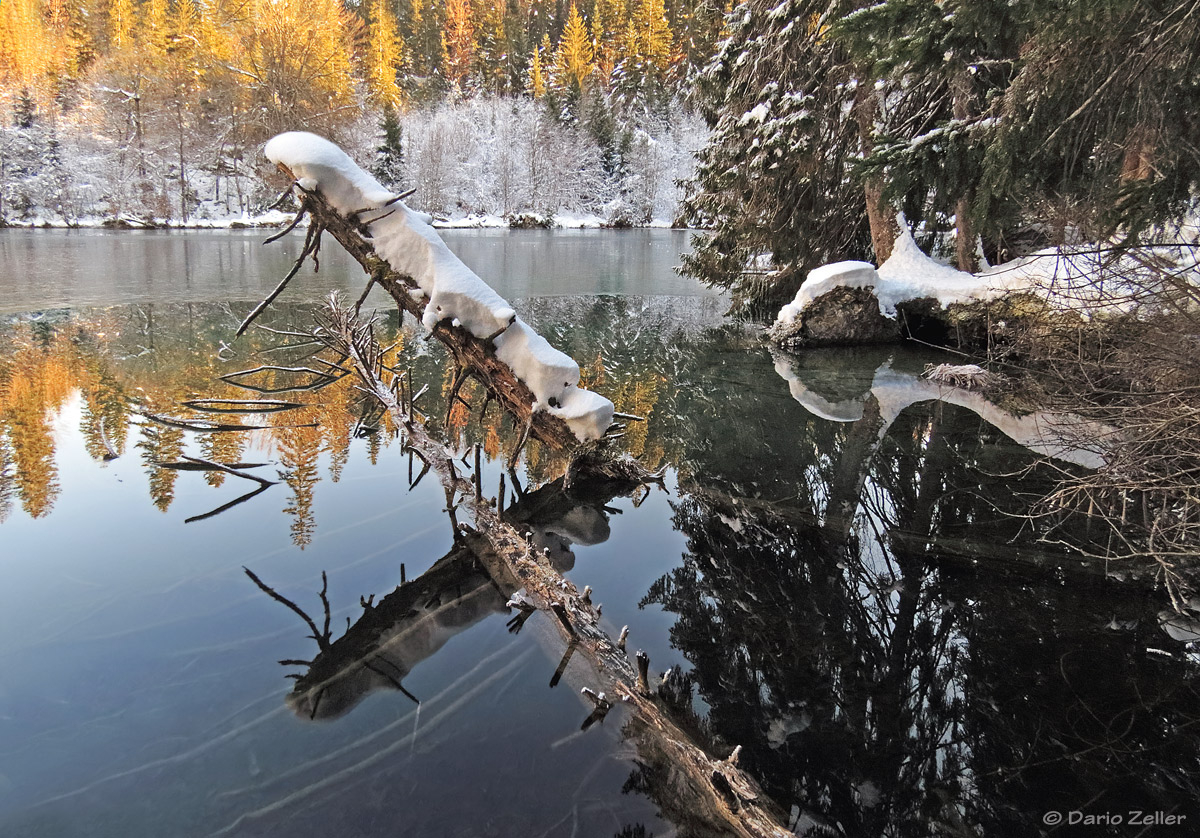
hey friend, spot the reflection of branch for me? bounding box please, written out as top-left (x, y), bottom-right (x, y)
top-left (219, 364), bottom-right (344, 394)
top-left (137, 411), bottom-right (315, 432)
top-left (243, 566), bottom-right (332, 651)
top-left (157, 460), bottom-right (269, 471)
top-left (98, 417), bottom-right (119, 460)
top-left (185, 483), bottom-right (270, 523)
top-left (180, 398), bottom-right (305, 413)
top-left (181, 455), bottom-right (278, 487)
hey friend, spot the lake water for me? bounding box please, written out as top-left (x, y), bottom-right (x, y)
top-left (0, 229), bottom-right (1197, 837)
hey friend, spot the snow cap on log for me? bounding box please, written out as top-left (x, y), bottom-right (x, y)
top-left (263, 130), bottom-right (614, 442)
top-left (265, 131), bottom-right (516, 338)
top-left (494, 317), bottom-right (580, 407)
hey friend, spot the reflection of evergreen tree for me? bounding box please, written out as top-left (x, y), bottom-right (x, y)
top-left (137, 421), bottom-right (185, 512)
top-left (277, 415), bottom-right (322, 548)
top-left (199, 430), bottom-right (246, 487)
top-left (78, 360), bottom-right (130, 461)
top-left (0, 336), bottom-right (72, 518)
top-left (642, 397), bottom-right (1200, 836)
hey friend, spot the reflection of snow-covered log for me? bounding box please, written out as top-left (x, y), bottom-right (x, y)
top-left (287, 545), bottom-right (507, 721)
top-left (774, 353), bottom-right (1109, 469)
top-left (502, 475), bottom-right (621, 572)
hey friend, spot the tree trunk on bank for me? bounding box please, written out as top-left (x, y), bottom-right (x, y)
top-left (952, 68), bottom-right (978, 273)
top-left (853, 80), bottom-right (898, 264)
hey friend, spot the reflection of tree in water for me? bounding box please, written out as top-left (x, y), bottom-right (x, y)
top-left (136, 400), bottom-right (186, 512)
top-left (276, 411), bottom-right (322, 548)
top-left (644, 396), bottom-right (1200, 836)
top-left (199, 429), bottom-right (245, 488)
top-left (0, 329), bottom-right (74, 518)
top-left (0, 299), bottom-right (701, 528)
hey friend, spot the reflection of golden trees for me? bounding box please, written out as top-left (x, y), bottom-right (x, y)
top-left (199, 431), bottom-right (246, 488)
top-left (318, 374), bottom-right (354, 483)
top-left (274, 400), bottom-right (323, 548)
top-left (582, 351), bottom-right (667, 469)
top-left (0, 306), bottom-right (682, 531)
top-left (0, 331), bottom-right (75, 518)
top-left (135, 394), bottom-right (186, 511)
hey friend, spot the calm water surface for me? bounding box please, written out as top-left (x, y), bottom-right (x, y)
top-left (0, 230), bottom-right (1197, 837)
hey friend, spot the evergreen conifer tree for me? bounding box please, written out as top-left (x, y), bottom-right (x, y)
top-left (680, 0), bottom-right (870, 312)
top-left (373, 104), bottom-right (405, 189)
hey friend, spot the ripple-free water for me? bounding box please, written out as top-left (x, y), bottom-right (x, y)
top-left (0, 230), bottom-right (1196, 837)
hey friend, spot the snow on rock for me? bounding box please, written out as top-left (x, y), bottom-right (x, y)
top-left (774, 218), bottom-right (1024, 328)
top-left (776, 261), bottom-right (879, 325)
top-left (264, 131), bottom-right (614, 441)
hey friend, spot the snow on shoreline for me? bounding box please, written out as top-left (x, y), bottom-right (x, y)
top-left (0, 210), bottom-right (684, 231)
top-left (263, 131), bottom-right (614, 442)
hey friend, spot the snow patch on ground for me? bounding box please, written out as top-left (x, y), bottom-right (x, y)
top-left (264, 131), bottom-right (614, 442)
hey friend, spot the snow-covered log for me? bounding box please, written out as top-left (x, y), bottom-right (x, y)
top-left (769, 218), bottom-right (1200, 349)
top-left (769, 223), bottom-right (1033, 348)
top-left (257, 131), bottom-right (614, 451)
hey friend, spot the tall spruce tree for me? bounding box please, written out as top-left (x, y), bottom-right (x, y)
top-left (680, 0), bottom-right (871, 313)
top-left (834, 0), bottom-right (1027, 269)
top-left (373, 104), bottom-right (405, 189)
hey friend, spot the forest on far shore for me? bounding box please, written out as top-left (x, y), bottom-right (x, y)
top-left (0, 0), bottom-right (720, 225)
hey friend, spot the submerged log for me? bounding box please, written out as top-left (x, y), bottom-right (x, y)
top-left (305, 298), bottom-right (791, 838)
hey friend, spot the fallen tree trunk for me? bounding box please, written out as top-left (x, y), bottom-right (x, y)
top-left (258, 167), bottom-right (582, 453)
top-left (308, 298), bottom-right (792, 838)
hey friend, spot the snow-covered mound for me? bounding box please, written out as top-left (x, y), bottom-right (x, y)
top-left (875, 224), bottom-right (1019, 312)
top-left (775, 215), bottom-right (1200, 332)
top-left (775, 222), bottom-right (1020, 329)
top-left (264, 131), bottom-right (614, 442)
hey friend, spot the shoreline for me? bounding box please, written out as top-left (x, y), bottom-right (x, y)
top-left (0, 210), bottom-right (695, 232)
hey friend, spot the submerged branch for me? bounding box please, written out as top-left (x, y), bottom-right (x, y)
top-left (306, 297), bottom-right (789, 837)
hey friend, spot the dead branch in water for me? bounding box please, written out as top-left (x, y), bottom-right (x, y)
top-left (180, 398), bottom-right (305, 413)
top-left (185, 483), bottom-right (271, 524)
top-left (157, 460), bottom-right (270, 471)
top-left (243, 566), bottom-right (332, 651)
top-left (136, 411), bottom-right (316, 433)
top-left (180, 455), bottom-right (277, 487)
top-left (304, 297), bottom-right (789, 837)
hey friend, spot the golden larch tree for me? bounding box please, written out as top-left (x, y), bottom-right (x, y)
top-left (0, 0), bottom-right (50, 88)
top-left (366, 0), bottom-right (406, 109)
top-left (552, 3), bottom-right (594, 94)
top-left (442, 0), bottom-right (475, 90)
